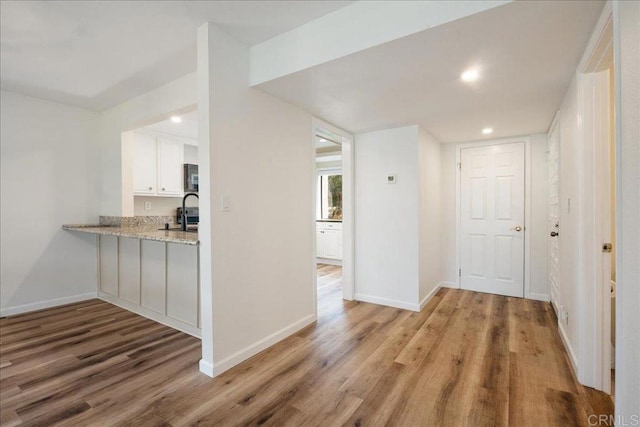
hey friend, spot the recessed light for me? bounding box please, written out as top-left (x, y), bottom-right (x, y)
top-left (461, 68), bottom-right (479, 82)
top-left (170, 116), bottom-right (182, 123)
top-left (482, 127), bottom-right (493, 135)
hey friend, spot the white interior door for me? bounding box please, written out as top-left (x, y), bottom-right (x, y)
top-left (460, 142), bottom-right (525, 297)
top-left (548, 120), bottom-right (561, 312)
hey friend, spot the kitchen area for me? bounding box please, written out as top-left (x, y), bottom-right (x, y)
top-left (63, 111), bottom-right (201, 337)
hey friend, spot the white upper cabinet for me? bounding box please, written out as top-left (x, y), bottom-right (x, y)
top-left (157, 138), bottom-right (183, 196)
top-left (132, 133), bottom-right (156, 195)
top-left (132, 133), bottom-right (184, 197)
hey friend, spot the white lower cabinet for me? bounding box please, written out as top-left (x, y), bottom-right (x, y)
top-left (167, 244), bottom-right (198, 327)
top-left (99, 235), bottom-right (118, 296)
top-left (316, 222), bottom-right (343, 260)
top-left (141, 240), bottom-right (166, 314)
top-left (98, 235), bottom-right (200, 337)
top-left (118, 237), bottom-right (141, 304)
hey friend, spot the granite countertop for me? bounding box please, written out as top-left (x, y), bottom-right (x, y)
top-left (63, 224), bottom-right (199, 246)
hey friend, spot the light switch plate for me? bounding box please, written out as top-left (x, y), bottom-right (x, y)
top-left (221, 194), bottom-right (230, 212)
top-left (144, 201), bottom-right (151, 211)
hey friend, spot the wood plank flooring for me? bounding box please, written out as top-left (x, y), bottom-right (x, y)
top-left (1, 265), bottom-right (613, 426)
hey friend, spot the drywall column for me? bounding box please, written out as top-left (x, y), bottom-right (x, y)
top-left (418, 127), bottom-right (442, 306)
top-left (354, 126), bottom-right (421, 310)
top-left (613, 0), bottom-right (640, 417)
top-left (197, 22), bottom-right (315, 377)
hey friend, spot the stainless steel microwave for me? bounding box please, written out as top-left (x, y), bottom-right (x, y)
top-left (184, 164), bottom-right (198, 192)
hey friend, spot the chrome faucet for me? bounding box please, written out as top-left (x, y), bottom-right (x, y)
top-left (181, 192), bottom-right (199, 231)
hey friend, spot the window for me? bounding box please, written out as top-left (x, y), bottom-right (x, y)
top-left (318, 174), bottom-right (342, 220)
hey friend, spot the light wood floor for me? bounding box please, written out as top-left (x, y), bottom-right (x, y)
top-left (1, 265), bottom-right (613, 426)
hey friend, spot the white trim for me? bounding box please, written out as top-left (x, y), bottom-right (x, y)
top-left (0, 292), bottom-right (98, 317)
top-left (199, 359), bottom-right (214, 377)
top-left (439, 281), bottom-right (459, 289)
top-left (419, 283), bottom-right (442, 310)
top-left (528, 293), bottom-right (550, 302)
top-left (577, 1), bottom-right (614, 73)
top-left (524, 140), bottom-right (533, 300)
top-left (455, 136), bottom-right (532, 299)
top-left (575, 5), bottom-right (614, 393)
top-left (98, 292), bottom-right (201, 338)
top-left (209, 314), bottom-right (316, 377)
top-left (354, 293), bottom-right (420, 312)
top-left (559, 320), bottom-right (580, 378)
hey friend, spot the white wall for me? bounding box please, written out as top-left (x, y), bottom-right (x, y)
top-left (440, 143), bottom-right (458, 285)
top-left (133, 196), bottom-right (198, 217)
top-left (613, 0), bottom-right (640, 417)
top-left (529, 134), bottom-right (550, 297)
top-left (184, 144), bottom-right (198, 165)
top-left (198, 23), bottom-right (315, 377)
top-left (98, 73), bottom-right (197, 217)
top-left (354, 125), bottom-right (421, 310)
top-left (557, 76), bottom-right (583, 367)
top-left (0, 91), bottom-right (100, 315)
top-left (439, 135), bottom-right (549, 299)
top-left (418, 127), bottom-right (442, 304)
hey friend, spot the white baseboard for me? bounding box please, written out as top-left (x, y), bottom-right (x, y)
top-left (527, 292), bottom-right (550, 302)
top-left (439, 281), bottom-right (459, 289)
top-left (419, 283), bottom-right (442, 310)
top-left (98, 292), bottom-right (201, 339)
top-left (558, 321), bottom-right (579, 377)
top-left (199, 359), bottom-right (215, 377)
top-left (210, 314), bottom-right (316, 377)
top-left (0, 292), bottom-right (98, 317)
top-left (354, 293), bottom-right (420, 312)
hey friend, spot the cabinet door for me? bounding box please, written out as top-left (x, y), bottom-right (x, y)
top-left (141, 240), bottom-right (166, 314)
top-left (133, 133), bottom-right (157, 195)
top-left (118, 237), bottom-right (141, 304)
top-left (316, 229), bottom-right (326, 258)
top-left (99, 235), bottom-right (118, 296)
top-left (157, 138), bottom-right (183, 196)
top-left (323, 229), bottom-right (342, 259)
top-left (166, 244), bottom-right (198, 326)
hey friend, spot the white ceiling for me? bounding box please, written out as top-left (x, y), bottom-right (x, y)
top-left (257, 1), bottom-right (605, 143)
top-left (0, 1), bottom-right (353, 111)
top-left (141, 110), bottom-right (199, 141)
top-left (1, 1), bottom-right (605, 143)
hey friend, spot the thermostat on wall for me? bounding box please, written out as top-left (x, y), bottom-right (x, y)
top-left (387, 174), bottom-right (397, 184)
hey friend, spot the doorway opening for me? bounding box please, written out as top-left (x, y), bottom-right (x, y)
top-left (312, 120), bottom-right (354, 314)
top-left (315, 130), bottom-right (343, 308)
top-left (579, 12), bottom-right (615, 397)
top-left (121, 106), bottom-right (198, 219)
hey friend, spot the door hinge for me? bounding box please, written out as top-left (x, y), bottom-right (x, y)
top-left (603, 243), bottom-right (612, 253)
top-left (458, 162), bottom-right (462, 170)
top-left (459, 268), bottom-right (462, 277)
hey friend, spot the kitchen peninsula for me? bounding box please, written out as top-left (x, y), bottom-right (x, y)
top-left (64, 217), bottom-right (200, 337)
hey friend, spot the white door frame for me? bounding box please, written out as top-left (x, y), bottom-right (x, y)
top-left (455, 136), bottom-right (535, 299)
top-left (311, 118), bottom-right (355, 304)
top-left (576, 6), bottom-right (614, 393)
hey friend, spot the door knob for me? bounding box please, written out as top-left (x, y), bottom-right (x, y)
top-left (550, 231), bottom-right (559, 237)
top-left (513, 226), bottom-right (522, 232)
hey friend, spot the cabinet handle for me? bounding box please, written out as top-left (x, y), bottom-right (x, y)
top-left (148, 187), bottom-right (153, 190)
top-left (161, 187), bottom-right (165, 191)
